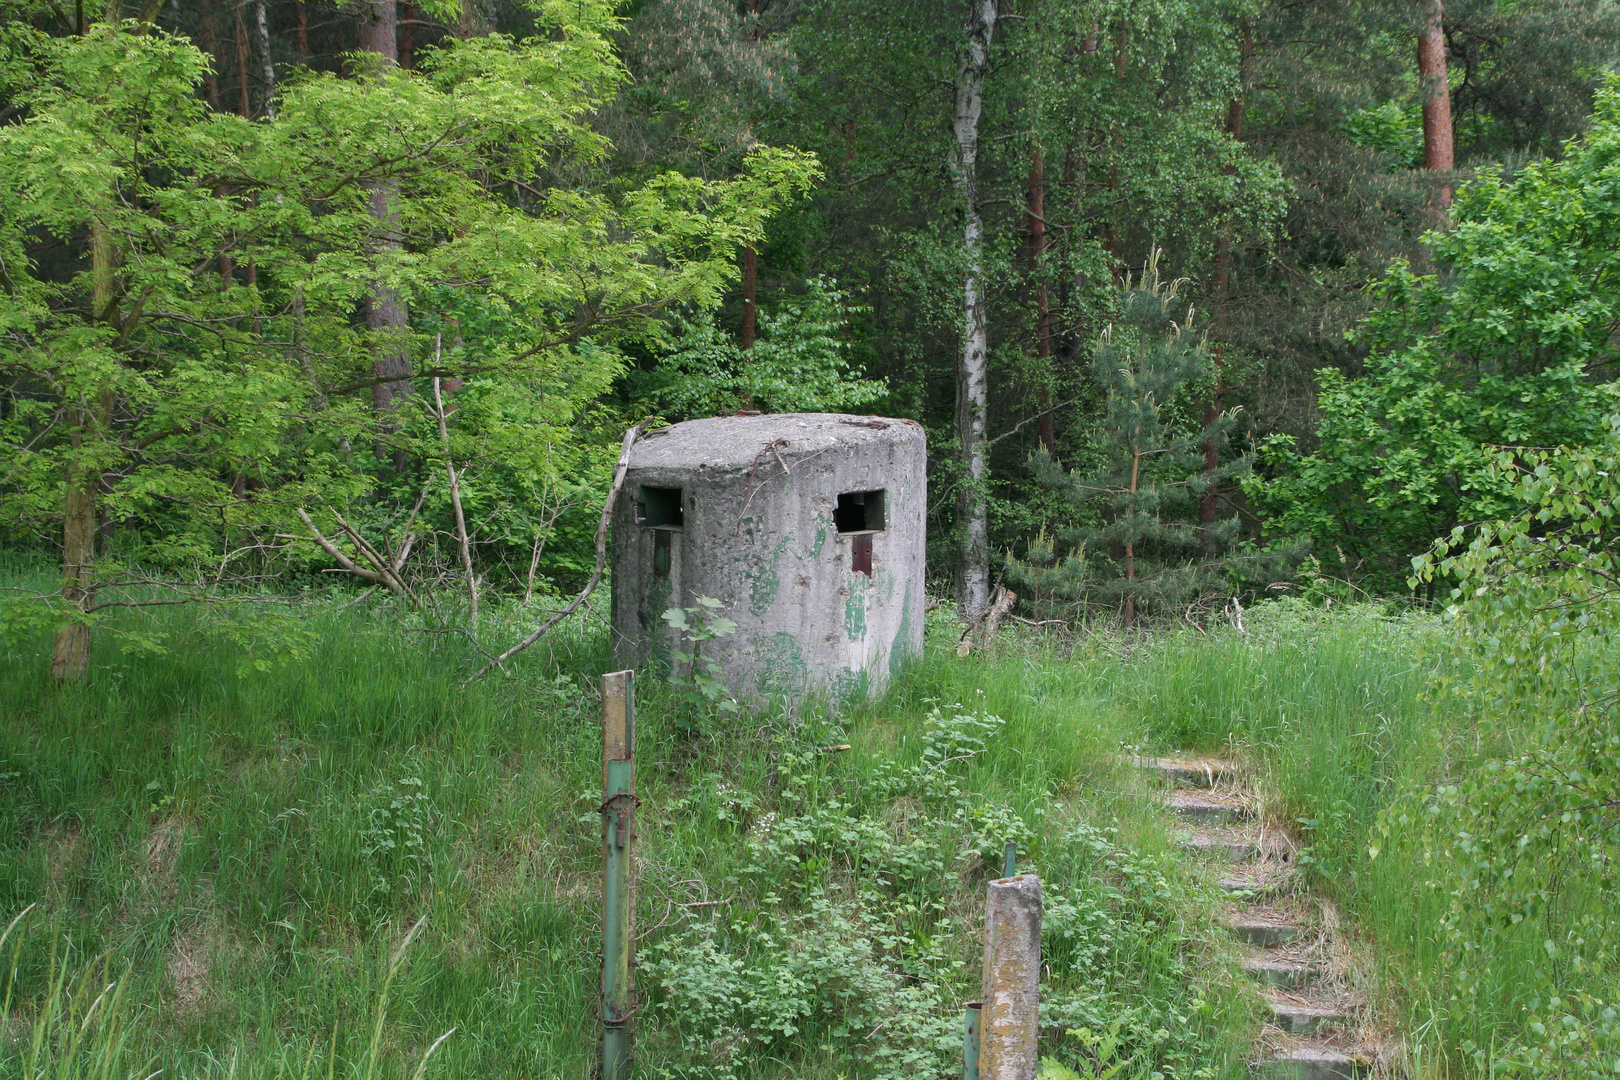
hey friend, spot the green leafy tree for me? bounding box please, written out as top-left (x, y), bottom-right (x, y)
top-left (1249, 80), bottom-right (1620, 590)
top-left (643, 277), bottom-right (886, 419)
top-left (1007, 266), bottom-right (1248, 626)
top-left (0, 12), bottom-right (817, 679)
top-left (774, 0), bottom-right (1284, 602)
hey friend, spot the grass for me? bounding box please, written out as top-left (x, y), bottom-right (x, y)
top-left (0, 583), bottom-right (1254, 1079)
top-left (1112, 599), bottom-right (1619, 1075)
top-left (1, 584), bottom-right (1608, 1077)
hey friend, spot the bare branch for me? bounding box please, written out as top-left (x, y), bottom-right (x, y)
top-left (465, 419), bottom-right (651, 683)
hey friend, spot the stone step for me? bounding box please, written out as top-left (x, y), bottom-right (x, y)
top-left (1169, 791), bottom-right (1252, 825)
top-left (1242, 958), bottom-right (1318, 989)
top-left (1130, 756), bottom-right (1238, 788)
top-left (1218, 873), bottom-right (1291, 897)
top-left (1229, 918), bottom-right (1301, 947)
top-left (1267, 1001), bottom-right (1344, 1034)
top-left (1253, 1048), bottom-right (1366, 1080)
top-left (1179, 835), bottom-right (1259, 862)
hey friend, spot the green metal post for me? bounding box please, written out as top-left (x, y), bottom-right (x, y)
top-left (601, 671), bottom-right (636, 1080)
top-left (1003, 840), bottom-right (1016, 879)
top-left (963, 1001), bottom-right (983, 1080)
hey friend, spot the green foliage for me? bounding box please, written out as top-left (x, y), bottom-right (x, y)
top-left (661, 595), bottom-right (741, 718)
top-left (1391, 416), bottom-right (1620, 1073)
top-left (0, 15), bottom-right (816, 662)
top-left (1037, 1022), bottom-right (1129, 1080)
top-left (1342, 102), bottom-right (1424, 169)
top-left (644, 705), bottom-right (1230, 1079)
top-left (1251, 81), bottom-right (1620, 588)
top-left (646, 277), bottom-right (887, 420)
top-left (1007, 267), bottom-right (1258, 623)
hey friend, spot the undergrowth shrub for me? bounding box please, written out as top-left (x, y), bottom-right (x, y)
top-left (643, 706), bottom-right (1236, 1080)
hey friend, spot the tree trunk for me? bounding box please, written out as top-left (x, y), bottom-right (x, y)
top-left (202, 6), bottom-right (222, 109)
top-left (52, 223), bottom-right (116, 682)
top-left (1103, 23), bottom-right (1128, 284)
top-left (1418, 0), bottom-right (1454, 211)
top-left (1124, 447), bottom-right (1140, 629)
top-left (358, 1), bottom-right (413, 472)
top-left (1201, 21), bottom-right (1249, 540)
top-left (951, 0), bottom-right (997, 624)
top-left (1028, 145), bottom-right (1055, 452)
top-left (235, 1), bottom-right (251, 118)
top-left (296, 1), bottom-right (309, 54)
top-left (255, 0), bottom-right (275, 119)
top-left (400, 2), bottom-right (415, 68)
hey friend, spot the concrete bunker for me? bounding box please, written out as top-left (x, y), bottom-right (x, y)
top-left (611, 413), bottom-right (926, 705)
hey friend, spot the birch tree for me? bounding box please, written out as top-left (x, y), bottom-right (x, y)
top-left (951, 0), bottom-right (997, 623)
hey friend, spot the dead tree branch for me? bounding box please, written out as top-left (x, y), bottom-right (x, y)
top-left (465, 420), bottom-right (650, 683)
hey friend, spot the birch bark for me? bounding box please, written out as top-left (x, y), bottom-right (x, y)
top-left (951, 0), bottom-right (997, 624)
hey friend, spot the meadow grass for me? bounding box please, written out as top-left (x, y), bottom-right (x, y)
top-left (1112, 600), bottom-right (1619, 1076)
top-left (0, 584), bottom-right (1253, 1079)
top-left (2, 586), bottom-right (1602, 1078)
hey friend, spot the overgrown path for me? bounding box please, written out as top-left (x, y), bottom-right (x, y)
top-left (1138, 756), bottom-right (1390, 1080)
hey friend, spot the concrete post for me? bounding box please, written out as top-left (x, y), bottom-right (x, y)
top-left (979, 874), bottom-right (1041, 1080)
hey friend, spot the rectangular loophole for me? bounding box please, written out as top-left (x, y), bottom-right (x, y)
top-left (851, 533), bottom-right (873, 576)
top-left (834, 489), bottom-right (885, 533)
top-left (638, 485), bottom-right (684, 528)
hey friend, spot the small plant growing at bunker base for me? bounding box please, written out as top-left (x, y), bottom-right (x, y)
top-left (662, 596), bottom-right (740, 715)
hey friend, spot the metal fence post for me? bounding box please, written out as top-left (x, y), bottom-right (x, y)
top-left (601, 671), bottom-right (637, 1080)
top-left (963, 1001), bottom-right (984, 1080)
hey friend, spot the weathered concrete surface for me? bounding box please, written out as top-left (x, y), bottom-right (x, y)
top-left (979, 874), bottom-right (1041, 1080)
top-left (610, 413), bottom-right (926, 705)
top-left (1267, 1002), bottom-right (1344, 1035)
top-left (1257, 1049), bottom-right (1366, 1080)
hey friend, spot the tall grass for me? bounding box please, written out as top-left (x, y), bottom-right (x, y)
top-left (0, 584), bottom-right (1255, 1078)
top-left (1112, 599), bottom-right (1617, 1075)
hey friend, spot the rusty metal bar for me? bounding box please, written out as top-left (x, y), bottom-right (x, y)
top-left (601, 670), bottom-right (636, 1080)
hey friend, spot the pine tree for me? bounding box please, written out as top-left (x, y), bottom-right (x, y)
top-left (1007, 262), bottom-right (1248, 627)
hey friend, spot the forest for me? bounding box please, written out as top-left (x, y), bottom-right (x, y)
top-left (1, 0), bottom-right (1618, 1077)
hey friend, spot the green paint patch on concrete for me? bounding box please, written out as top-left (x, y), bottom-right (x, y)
top-left (809, 527), bottom-right (827, 558)
top-left (891, 580), bottom-right (916, 679)
top-left (873, 565), bottom-right (895, 605)
top-left (845, 572), bottom-right (868, 640)
top-left (749, 535), bottom-right (793, 616)
top-left (757, 632), bottom-right (809, 697)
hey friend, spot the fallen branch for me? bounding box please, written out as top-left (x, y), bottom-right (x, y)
top-left (465, 420), bottom-right (650, 683)
top-left (957, 583), bottom-right (1016, 653)
top-left (1010, 615), bottom-right (1066, 628)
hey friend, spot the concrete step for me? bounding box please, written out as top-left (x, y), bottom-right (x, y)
top-left (1229, 918), bottom-right (1301, 947)
top-left (1218, 873), bottom-right (1291, 897)
top-left (1169, 791), bottom-right (1252, 825)
top-left (1179, 835), bottom-right (1259, 862)
top-left (1267, 1001), bottom-right (1344, 1034)
top-left (1253, 1049), bottom-right (1365, 1080)
top-left (1243, 958), bottom-right (1318, 989)
top-left (1130, 756), bottom-right (1238, 788)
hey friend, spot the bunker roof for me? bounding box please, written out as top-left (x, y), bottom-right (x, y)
top-left (629, 413), bottom-right (922, 473)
